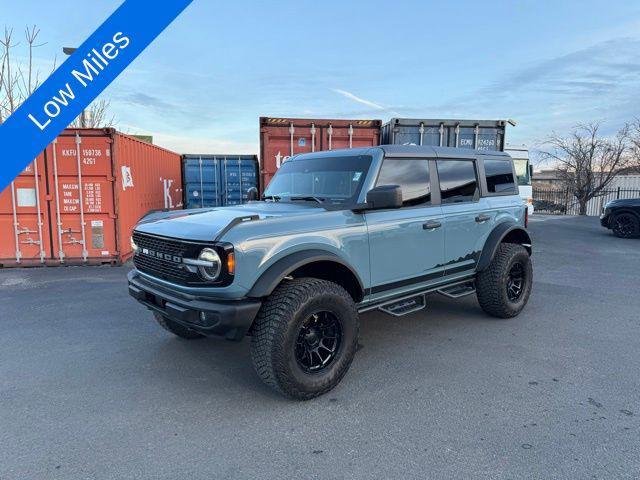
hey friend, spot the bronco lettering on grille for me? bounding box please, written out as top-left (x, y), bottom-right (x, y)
top-left (140, 248), bottom-right (182, 264)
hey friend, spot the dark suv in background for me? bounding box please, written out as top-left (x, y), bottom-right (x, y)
top-left (600, 198), bottom-right (640, 238)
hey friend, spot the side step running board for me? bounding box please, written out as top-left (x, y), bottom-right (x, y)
top-left (437, 281), bottom-right (476, 299)
top-left (358, 275), bottom-right (476, 315)
top-left (378, 294), bottom-right (426, 317)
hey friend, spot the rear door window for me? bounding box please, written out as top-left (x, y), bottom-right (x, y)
top-left (484, 159), bottom-right (516, 193)
top-left (436, 160), bottom-right (478, 204)
top-left (376, 159), bottom-right (431, 206)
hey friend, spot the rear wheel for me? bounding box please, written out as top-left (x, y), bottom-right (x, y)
top-left (250, 278), bottom-right (359, 400)
top-left (612, 213), bottom-right (639, 238)
top-left (476, 243), bottom-right (533, 318)
top-left (153, 312), bottom-right (205, 339)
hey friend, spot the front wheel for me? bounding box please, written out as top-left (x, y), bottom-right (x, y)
top-left (250, 278), bottom-right (359, 400)
top-left (611, 213), bottom-right (640, 238)
top-left (476, 243), bottom-right (533, 318)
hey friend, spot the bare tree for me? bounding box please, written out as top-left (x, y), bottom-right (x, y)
top-left (629, 119), bottom-right (640, 167)
top-left (0, 26), bottom-right (53, 123)
top-left (0, 27), bottom-right (19, 123)
top-left (0, 25), bottom-right (114, 127)
top-left (539, 123), bottom-right (636, 215)
top-left (69, 98), bottom-right (116, 128)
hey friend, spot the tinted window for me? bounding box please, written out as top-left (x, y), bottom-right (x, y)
top-left (264, 155), bottom-right (371, 204)
top-left (436, 160), bottom-right (478, 203)
top-left (484, 159), bottom-right (516, 193)
top-left (376, 159), bottom-right (430, 206)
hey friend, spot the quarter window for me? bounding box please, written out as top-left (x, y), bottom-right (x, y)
top-left (436, 160), bottom-right (478, 204)
top-left (376, 159), bottom-right (431, 206)
top-left (484, 159), bottom-right (516, 193)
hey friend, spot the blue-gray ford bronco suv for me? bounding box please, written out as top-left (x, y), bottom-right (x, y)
top-left (128, 145), bottom-right (532, 399)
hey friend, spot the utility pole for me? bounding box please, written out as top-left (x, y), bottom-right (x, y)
top-left (62, 47), bottom-right (86, 127)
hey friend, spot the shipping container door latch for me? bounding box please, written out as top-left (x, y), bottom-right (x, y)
top-left (310, 124), bottom-right (316, 152)
top-left (63, 236), bottom-right (85, 246)
top-left (328, 124), bottom-right (333, 150)
top-left (289, 123), bottom-right (295, 156)
top-left (20, 238), bottom-right (41, 246)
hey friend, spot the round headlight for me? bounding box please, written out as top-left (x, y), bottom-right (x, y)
top-left (131, 236), bottom-right (139, 253)
top-left (197, 248), bottom-right (221, 281)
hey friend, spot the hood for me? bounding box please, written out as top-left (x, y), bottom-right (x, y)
top-left (605, 198), bottom-right (640, 208)
top-left (133, 202), bottom-right (323, 242)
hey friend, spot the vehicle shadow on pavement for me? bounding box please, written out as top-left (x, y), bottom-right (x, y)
top-left (144, 292), bottom-right (517, 402)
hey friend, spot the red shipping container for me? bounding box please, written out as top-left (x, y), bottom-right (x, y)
top-left (259, 117), bottom-right (381, 188)
top-left (0, 156), bottom-right (51, 265)
top-left (0, 128), bottom-right (183, 267)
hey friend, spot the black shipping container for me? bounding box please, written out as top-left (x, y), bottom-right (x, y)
top-left (381, 118), bottom-right (507, 151)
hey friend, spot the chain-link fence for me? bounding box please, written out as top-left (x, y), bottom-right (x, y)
top-left (532, 187), bottom-right (640, 216)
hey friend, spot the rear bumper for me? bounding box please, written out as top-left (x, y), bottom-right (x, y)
top-left (128, 270), bottom-right (261, 341)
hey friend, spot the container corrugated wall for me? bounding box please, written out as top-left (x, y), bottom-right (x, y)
top-left (381, 118), bottom-right (507, 151)
top-left (259, 117), bottom-right (381, 189)
top-left (0, 128), bottom-right (182, 267)
top-left (182, 154), bottom-right (259, 208)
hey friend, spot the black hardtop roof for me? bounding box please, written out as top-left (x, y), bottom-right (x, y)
top-left (291, 145), bottom-right (511, 160)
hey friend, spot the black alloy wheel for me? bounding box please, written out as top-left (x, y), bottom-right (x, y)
top-left (612, 214), bottom-right (638, 238)
top-left (295, 311), bottom-right (342, 373)
top-left (506, 262), bottom-right (525, 302)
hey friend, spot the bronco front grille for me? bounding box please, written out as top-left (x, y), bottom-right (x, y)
top-left (132, 232), bottom-right (204, 285)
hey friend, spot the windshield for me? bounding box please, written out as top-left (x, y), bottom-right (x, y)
top-left (264, 155), bottom-right (371, 204)
top-left (513, 158), bottom-right (531, 186)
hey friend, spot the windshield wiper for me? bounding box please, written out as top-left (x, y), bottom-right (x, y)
top-left (290, 196), bottom-right (326, 204)
top-left (263, 195), bottom-right (281, 202)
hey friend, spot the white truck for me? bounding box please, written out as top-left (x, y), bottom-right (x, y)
top-left (505, 145), bottom-right (534, 215)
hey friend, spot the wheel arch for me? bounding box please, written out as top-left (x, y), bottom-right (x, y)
top-left (477, 222), bottom-right (532, 272)
top-left (612, 208), bottom-right (640, 220)
top-left (247, 250), bottom-right (365, 302)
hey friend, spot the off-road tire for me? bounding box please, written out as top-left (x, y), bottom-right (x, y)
top-left (476, 243), bottom-right (533, 318)
top-left (611, 213), bottom-right (640, 239)
top-left (250, 278), bottom-right (359, 400)
top-left (153, 312), bottom-right (205, 339)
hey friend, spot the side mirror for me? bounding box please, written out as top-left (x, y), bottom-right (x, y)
top-left (366, 185), bottom-right (403, 210)
top-left (246, 187), bottom-right (259, 201)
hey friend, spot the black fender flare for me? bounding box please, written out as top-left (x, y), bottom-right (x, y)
top-left (247, 249), bottom-right (365, 299)
top-left (476, 223), bottom-right (532, 272)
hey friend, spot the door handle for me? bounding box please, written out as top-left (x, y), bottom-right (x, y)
top-left (475, 214), bottom-right (490, 223)
top-left (423, 220), bottom-right (442, 230)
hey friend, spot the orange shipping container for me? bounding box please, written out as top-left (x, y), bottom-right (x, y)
top-left (259, 117), bottom-right (382, 189)
top-left (0, 128), bottom-right (183, 267)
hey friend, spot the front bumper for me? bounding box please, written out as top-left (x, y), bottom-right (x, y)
top-left (600, 213), bottom-right (611, 228)
top-left (128, 270), bottom-right (261, 341)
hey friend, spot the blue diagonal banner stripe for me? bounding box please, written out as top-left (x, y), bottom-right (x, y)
top-left (0, 0), bottom-right (193, 192)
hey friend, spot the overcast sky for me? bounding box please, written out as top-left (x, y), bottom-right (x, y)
top-left (3, 0), bottom-right (640, 157)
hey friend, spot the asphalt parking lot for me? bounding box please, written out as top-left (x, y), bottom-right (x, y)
top-left (1, 216), bottom-right (639, 479)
